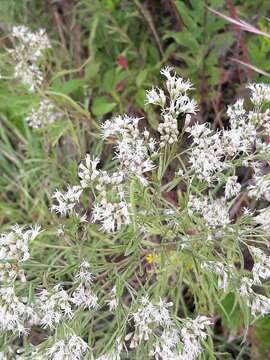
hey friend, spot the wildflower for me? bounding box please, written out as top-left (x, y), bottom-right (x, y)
top-left (248, 175), bottom-right (270, 202)
top-left (71, 261), bottom-right (98, 310)
top-left (26, 99), bottom-right (60, 129)
top-left (127, 296), bottom-right (174, 348)
top-left (92, 199), bottom-right (130, 233)
top-left (78, 155), bottom-right (100, 188)
top-left (11, 26), bottom-right (51, 62)
top-left (188, 196), bottom-right (230, 228)
top-left (224, 176), bottom-right (241, 200)
top-left (146, 67), bottom-right (197, 147)
top-left (238, 277), bottom-right (270, 317)
top-left (107, 286), bottom-right (118, 312)
top-left (102, 115), bottom-right (155, 184)
top-left (46, 335), bottom-right (88, 360)
top-left (145, 87), bottom-right (166, 107)
top-left (254, 207), bottom-right (270, 231)
top-left (9, 26), bottom-right (51, 91)
top-left (0, 225), bottom-right (42, 263)
top-left (247, 83), bottom-right (270, 106)
top-left (249, 246), bottom-right (270, 284)
top-left (51, 186), bottom-right (82, 217)
top-left (180, 316), bottom-right (212, 360)
top-left (0, 286), bottom-right (35, 334)
top-left (36, 284), bottom-right (73, 328)
top-left (186, 124), bottom-right (227, 183)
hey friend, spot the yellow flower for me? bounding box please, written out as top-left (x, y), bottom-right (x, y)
top-left (146, 253), bottom-right (159, 264)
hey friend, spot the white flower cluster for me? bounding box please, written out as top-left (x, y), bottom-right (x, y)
top-left (0, 225), bottom-right (42, 334)
top-left (71, 261), bottom-right (98, 310)
top-left (188, 195), bottom-right (230, 228)
top-left (36, 284), bottom-right (73, 328)
top-left (45, 334), bottom-right (88, 360)
top-left (238, 277), bottom-right (270, 317)
top-left (0, 224), bottom-right (41, 263)
top-left (224, 176), bottom-right (241, 200)
top-left (102, 115), bottom-right (156, 184)
top-left (26, 99), bottom-right (60, 129)
top-left (249, 246), bottom-right (270, 284)
top-left (51, 186), bottom-right (82, 217)
top-left (106, 285), bottom-right (118, 312)
top-left (0, 286), bottom-right (36, 334)
top-left (146, 67), bottom-right (197, 147)
top-left (248, 175), bottom-right (270, 202)
top-left (126, 296), bottom-right (211, 360)
top-left (9, 25), bottom-right (51, 91)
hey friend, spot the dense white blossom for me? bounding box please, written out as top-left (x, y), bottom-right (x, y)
top-left (0, 225), bottom-right (42, 263)
top-left (51, 186), bottom-right (82, 217)
top-left (92, 199), bottom-right (130, 233)
top-left (0, 286), bottom-right (36, 334)
top-left (247, 83), bottom-right (270, 106)
top-left (224, 176), bottom-right (241, 200)
top-left (238, 277), bottom-right (270, 317)
top-left (36, 284), bottom-right (73, 328)
top-left (146, 67), bottom-right (197, 147)
top-left (249, 246), bottom-right (270, 284)
top-left (254, 207), bottom-right (270, 231)
top-left (188, 196), bottom-right (230, 228)
top-left (71, 261), bottom-right (98, 310)
top-left (102, 115), bottom-right (155, 184)
top-left (248, 175), bottom-right (270, 201)
top-left (9, 26), bottom-right (51, 91)
top-left (46, 335), bottom-right (88, 360)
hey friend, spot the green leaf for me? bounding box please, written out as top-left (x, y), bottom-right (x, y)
top-left (165, 31), bottom-right (199, 51)
top-left (85, 61), bottom-right (100, 80)
top-left (176, 1), bottom-right (198, 33)
top-left (136, 69), bottom-right (148, 87)
top-left (91, 97), bottom-right (116, 116)
top-left (53, 78), bottom-right (85, 95)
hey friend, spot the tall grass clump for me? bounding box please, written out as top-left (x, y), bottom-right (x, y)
top-left (2, 22), bottom-right (270, 360)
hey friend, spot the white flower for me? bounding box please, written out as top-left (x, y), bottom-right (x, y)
top-left (78, 155), bottom-right (100, 188)
top-left (71, 261), bottom-right (98, 310)
top-left (0, 225), bottom-right (42, 263)
top-left (146, 67), bottom-right (196, 147)
top-left (0, 286), bottom-right (35, 334)
top-left (254, 207), bottom-right (270, 231)
top-left (224, 176), bottom-right (241, 199)
top-left (26, 99), bottom-right (60, 129)
top-left (188, 196), bottom-right (230, 228)
top-left (51, 186), bottom-right (82, 217)
top-left (46, 335), bottom-right (88, 360)
top-left (102, 115), bottom-right (155, 183)
top-left (92, 199), bottom-right (130, 233)
top-left (36, 284), bottom-right (73, 328)
top-left (247, 83), bottom-right (270, 106)
top-left (249, 246), bottom-right (270, 284)
top-left (9, 26), bottom-right (51, 91)
top-left (238, 277), bottom-right (270, 317)
top-left (107, 286), bottom-right (118, 312)
top-left (248, 175), bottom-right (270, 202)
top-left (145, 87), bottom-right (166, 107)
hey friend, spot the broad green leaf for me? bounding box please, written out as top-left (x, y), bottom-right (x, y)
top-left (91, 96), bottom-right (116, 116)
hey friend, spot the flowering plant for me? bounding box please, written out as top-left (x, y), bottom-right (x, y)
top-left (2, 25), bottom-right (270, 360)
